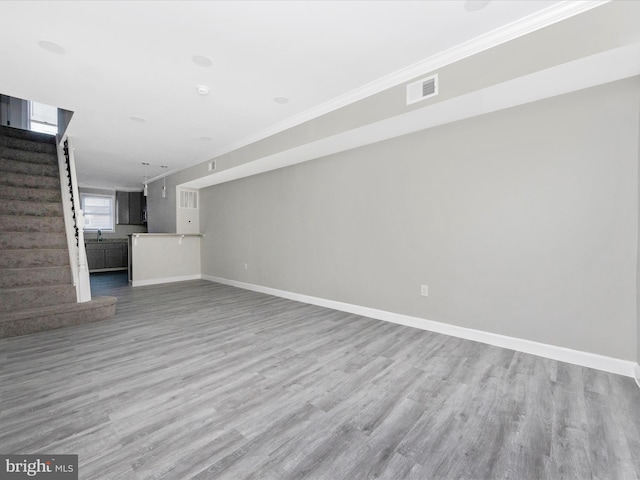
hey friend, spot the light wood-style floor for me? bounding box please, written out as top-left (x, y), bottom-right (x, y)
top-left (1, 273), bottom-right (639, 479)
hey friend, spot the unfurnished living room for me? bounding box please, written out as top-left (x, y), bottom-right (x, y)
top-left (1, 1), bottom-right (640, 479)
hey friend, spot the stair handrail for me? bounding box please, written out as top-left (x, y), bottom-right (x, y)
top-left (57, 135), bottom-right (91, 302)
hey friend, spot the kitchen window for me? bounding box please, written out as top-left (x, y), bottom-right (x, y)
top-left (81, 194), bottom-right (115, 231)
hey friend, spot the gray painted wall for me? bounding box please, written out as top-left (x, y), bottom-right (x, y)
top-left (0, 96), bottom-right (28, 129)
top-left (146, 180), bottom-right (177, 233)
top-left (199, 77), bottom-right (639, 361)
top-left (0, 95), bottom-right (8, 127)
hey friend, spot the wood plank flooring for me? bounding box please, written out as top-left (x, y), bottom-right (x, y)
top-left (1, 272), bottom-right (639, 479)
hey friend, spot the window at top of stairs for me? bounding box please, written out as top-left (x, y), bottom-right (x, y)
top-left (29, 101), bottom-right (58, 135)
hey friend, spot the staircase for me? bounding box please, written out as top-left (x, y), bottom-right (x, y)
top-left (0, 126), bottom-right (116, 338)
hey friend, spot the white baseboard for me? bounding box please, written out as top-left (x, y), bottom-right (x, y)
top-left (131, 274), bottom-right (202, 287)
top-left (203, 275), bottom-right (638, 379)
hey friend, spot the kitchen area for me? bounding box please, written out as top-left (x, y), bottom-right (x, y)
top-left (82, 186), bottom-right (203, 287)
top-left (81, 188), bottom-right (147, 274)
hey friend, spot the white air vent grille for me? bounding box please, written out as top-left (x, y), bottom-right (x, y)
top-left (179, 189), bottom-right (198, 209)
top-left (406, 74), bottom-right (438, 105)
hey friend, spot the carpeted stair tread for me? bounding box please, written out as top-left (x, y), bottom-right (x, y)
top-left (0, 232), bottom-right (68, 250)
top-left (0, 215), bottom-right (65, 233)
top-left (0, 171), bottom-right (61, 189)
top-left (0, 137), bottom-right (56, 155)
top-left (0, 283), bottom-right (77, 313)
top-left (0, 248), bottom-right (70, 269)
top-left (0, 125), bottom-right (57, 145)
top-left (0, 199), bottom-right (64, 217)
top-left (0, 296), bottom-right (117, 338)
top-left (0, 158), bottom-right (59, 177)
top-left (0, 147), bottom-right (58, 165)
top-left (0, 185), bottom-right (61, 203)
top-left (0, 266), bottom-right (72, 288)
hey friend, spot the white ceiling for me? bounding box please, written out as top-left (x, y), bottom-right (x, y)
top-left (0, 0), bottom-right (582, 189)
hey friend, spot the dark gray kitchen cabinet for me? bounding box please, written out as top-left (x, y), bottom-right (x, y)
top-left (116, 191), bottom-right (129, 225)
top-left (85, 242), bottom-right (128, 272)
top-left (86, 247), bottom-right (106, 270)
top-left (105, 244), bottom-right (127, 268)
top-left (129, 191), bottom-right (142, 225)
top-left (117, 191), bottom-right (146, 225)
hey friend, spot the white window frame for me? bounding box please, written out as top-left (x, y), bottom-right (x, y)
top-left (81, 193), bottom-right (115, 231)
top-left (28, 101), bottom-right (58, 135)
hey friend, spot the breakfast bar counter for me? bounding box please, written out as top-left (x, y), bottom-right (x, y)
top-left (128, 233), bottom-right (203, 286)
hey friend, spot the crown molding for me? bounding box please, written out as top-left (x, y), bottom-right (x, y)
top-left (182, 42), bottom-right (640, 190)
top-left (208, 0), bottom-right (609, 160)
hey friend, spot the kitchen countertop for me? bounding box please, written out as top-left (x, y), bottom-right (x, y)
top-left (85, 239), bottom-right (129, 244)
top-left (128, 233), bottom-right (203, 237)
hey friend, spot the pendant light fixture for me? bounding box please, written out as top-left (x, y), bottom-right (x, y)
top-left (161, 165), bottom-right (168, 198)
top-left (142, 162), bottom-right (150, 196)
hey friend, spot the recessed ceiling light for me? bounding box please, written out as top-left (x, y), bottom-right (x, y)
top-left (130, 116), bottom-right (146, 122)
top-left (38, 40), bottom-right (66, 55)
top-left (464, 0), bottom-right (491, 12)
top-left (273, 96), bottom-right (289, 105)
top-left (192, 55), bottom-right (213, 67)
top-left (196, 85), bottom-right (210, 96)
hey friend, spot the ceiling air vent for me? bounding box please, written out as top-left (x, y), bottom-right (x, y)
top-left (406, 74), bottom-right (438, 105)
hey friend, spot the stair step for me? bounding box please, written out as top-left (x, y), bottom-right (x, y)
top-left (0, 158), bottom-right (59, 177)
top-left (0, 199), bottom-right (63, 217)
top-left (0, 283), bottom-right (77, 313)
top-left (0, 126), bottom-right (57, 150)
top-left (0, 295), bottom-right (117, 338)
top-left (0, 215), bottom-right (65, 233)
top-left (0, 185), bottom-right (61, 203)
top-left (0, 232), bottom-right (68, 250)
top-left (0, 266), bottom-right (72, 288)
top-left (0, 146), bottom-right (58, 165)
top-left (0, 137), bottom-right (57, 156)
top-left (0, 171), bottom-right (61, 190)
top-left (0, 248), bottom-right (69, 269)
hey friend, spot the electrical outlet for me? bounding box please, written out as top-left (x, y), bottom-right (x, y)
top-left (420, 285), bottom-right (428, 297)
